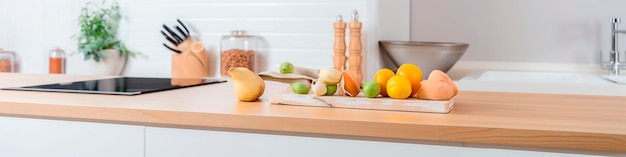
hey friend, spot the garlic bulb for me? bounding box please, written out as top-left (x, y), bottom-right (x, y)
top-left (318, 68), bottom-right (342, 85)
top-left (311, 80), bottom-right (328, 96)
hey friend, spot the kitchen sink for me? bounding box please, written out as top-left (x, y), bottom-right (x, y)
top-left (601, 75), bottom-right (626, 84)
top-left (460, 70), bottom-right (612, 84)
top-left (457, 70), bottom-right (626, 96)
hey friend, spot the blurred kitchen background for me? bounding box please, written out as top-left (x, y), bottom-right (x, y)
top-left (1, 0), bottom-right (626, 79)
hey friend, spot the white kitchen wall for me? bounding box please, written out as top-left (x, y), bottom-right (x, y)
top-left (411, 0), bottom-right (626, 64)
top-left (0, 0), bottom-right (410, 79)
top-left (6, 0), bottom-right (626, 77)
top-left (0, 0), bottom-right (6, 52)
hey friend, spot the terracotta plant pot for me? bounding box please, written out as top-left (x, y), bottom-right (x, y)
top-left (88, 49), bottom-right (127, 76)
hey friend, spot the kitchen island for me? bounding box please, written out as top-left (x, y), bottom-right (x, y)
top-left (0, 73), bottom-right (624, 156)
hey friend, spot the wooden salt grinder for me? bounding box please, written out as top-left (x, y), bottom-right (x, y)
top-left (333, 15), bottom-right (347, 71)
top-left (348, 10), bottom-right (362, 83)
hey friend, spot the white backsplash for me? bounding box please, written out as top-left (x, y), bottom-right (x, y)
top-left (411, 0), bottom-right (626, 64)
top-left (0, 0), bottom-right (409, 79)
top-left (4, 0), bottom-right (626, 78)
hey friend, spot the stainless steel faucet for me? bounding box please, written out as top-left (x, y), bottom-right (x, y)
top-left (603, 18), bottom-right (626, 75)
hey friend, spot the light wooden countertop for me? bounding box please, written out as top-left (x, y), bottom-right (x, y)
top-left (0, 73), bottom-right (624, 152)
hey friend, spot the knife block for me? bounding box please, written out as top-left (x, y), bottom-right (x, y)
top-left (172, 53), bottom-right (208, 78)
top-left (171, 53), bottom-right (209, 86)
top-left (171, 41), bottom-right (210, 86)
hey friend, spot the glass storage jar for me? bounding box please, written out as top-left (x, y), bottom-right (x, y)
top-left (0, 49), bottom-right (14, 73)
top-left (49, 47), bottom-right (66, 74)
top-left (220, 30), bottom-right (257, 77)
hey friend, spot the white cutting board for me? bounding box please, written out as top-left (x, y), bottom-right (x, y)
top-left (269, 93), bottom-right (454, 114)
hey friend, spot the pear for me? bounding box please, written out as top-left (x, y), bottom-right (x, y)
top-left (228, 67), bottom-right (265, 102)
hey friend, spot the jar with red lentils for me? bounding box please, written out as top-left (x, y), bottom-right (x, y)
top-left (0, 49), bottom-right (15, 73)
top-left (220, 30), bottom-right (257, 77)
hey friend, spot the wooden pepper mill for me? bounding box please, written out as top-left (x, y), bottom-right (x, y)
top-left (333, 15), bottom-right (347, 71)
top-left (348, 10), bottom-right (362, 84)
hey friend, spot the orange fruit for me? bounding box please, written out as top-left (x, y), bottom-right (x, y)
top-left (373, 68), bottom-right (395, 97)
top-left (386, 76), bottom-right (412, 99)
top-left (396, 63), bottom-right (422, 97)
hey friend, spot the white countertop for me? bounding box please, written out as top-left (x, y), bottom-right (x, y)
top-left (1, 73), bottom-right (626, 153)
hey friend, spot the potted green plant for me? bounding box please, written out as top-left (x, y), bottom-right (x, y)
top-left (75, 0), bottom-right (136, 75)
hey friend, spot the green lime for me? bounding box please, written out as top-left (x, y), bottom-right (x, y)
top-left (279, 62), bottom-right (294, 74)
top-left (291, 82), bottom-right (310, 94)
top-left (362, 80), bottom-right (381, 98)
top-left (325, 84), bottom-right (337, 96)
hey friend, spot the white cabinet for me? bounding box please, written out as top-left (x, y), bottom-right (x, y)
top-left (0, 116), bottom-right (614, 157)
top-left (145, 127), bottom-right (601, 157)
top-left (0, 116), bottom-right (144, 157)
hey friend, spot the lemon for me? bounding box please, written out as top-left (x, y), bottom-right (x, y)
top-left (396, 63), bottom-right (422, 97)
top-left (373, 68), bottom-right (395, 97)
top-left (386, 76), bottom-right (412, 99)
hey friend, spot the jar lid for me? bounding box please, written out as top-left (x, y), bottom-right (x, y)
top-left (50, 47), bottom-right (65, 53)
top-left (229, 30), bottom-right (253, 37)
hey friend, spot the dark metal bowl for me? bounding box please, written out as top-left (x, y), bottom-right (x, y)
top-left (379, 41), bottom-right (469, 78)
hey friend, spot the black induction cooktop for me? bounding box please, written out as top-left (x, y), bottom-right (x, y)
top-left (1, 77), bottom-right (226, 95)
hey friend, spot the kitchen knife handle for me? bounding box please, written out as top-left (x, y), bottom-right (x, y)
top-left (175, 26), bottom-right (188, 39)
top-left (163, 24), bottom-right (184, 42)
top-left (177, 19), bottom-right (190, 35)
top-left (161, 31), bottom-right (179, 46)
top-left (163, 43), bottom-right (181, 53)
